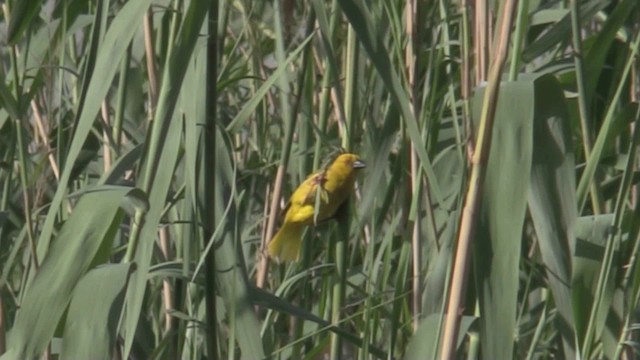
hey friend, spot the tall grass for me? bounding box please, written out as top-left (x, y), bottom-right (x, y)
top-left (1, 0), bottom-right (639, 359)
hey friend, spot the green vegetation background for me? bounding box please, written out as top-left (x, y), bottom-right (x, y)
top-left (0, 0), bottom-right (639, 359)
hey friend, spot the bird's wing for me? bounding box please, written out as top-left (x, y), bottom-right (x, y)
top-left (295, 171), bottom-right (327, 206)
top-left (284, 171), bottom-right (329, 223)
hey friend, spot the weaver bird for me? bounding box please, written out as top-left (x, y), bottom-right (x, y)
top-left (267, 153), bottom-right (366, 262)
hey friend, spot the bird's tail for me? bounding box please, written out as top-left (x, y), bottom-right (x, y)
top-left (268, 222), bottom-right (305, 262)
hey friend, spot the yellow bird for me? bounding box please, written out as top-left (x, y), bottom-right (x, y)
top-left (268, 153), bottom-right (366, 262)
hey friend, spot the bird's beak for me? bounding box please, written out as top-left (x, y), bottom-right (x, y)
top-left (353, 159), bottom-right (366, 169)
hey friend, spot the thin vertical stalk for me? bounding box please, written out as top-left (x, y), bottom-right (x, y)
top-left (9, 43), bottom-right (37, 272)
top-left (474, 0), bottom-right (488, 83)
top-left (312, 0), bottom-right (342, 168)
top-left (158, 227), bottom-right (174, 334)
top-left (0, 296), bottom-right (4, 355)
top-left (204, 1), bottom-right (220, 358)
top-left (100, 100), bottom-right (112, 172)
top-left (144, 8), bottom-right (159, 114)
top-left (57, 0), bottom-right (68, 180)
top-left (570, 0), bottom-right (603, 214)
top-left (310, 2), bottom-right (343, 356)
top-left (460, 0), bottom-right (474, 175)
top-left (570, 0), bottom-right (591, 153)
top-left (141, 9), bottom-right (178, 348)
top-left (409, 149), bottom-right (422, 326)
top-left (581, 40), bottom-right (640, 352)
top-left (123, 210), bottom-right (145, 263)
top-left (6, 16), bottom-right (48, 353)
top-left (612, 105), bottom-right (640, 360)
top-left (257, 0), bottom-right (301, 290)
top-left (13, 131), bottom-right (31, 228)
top-left (436, 0), bottom-right (464, 163)
top-left (460, 0), bottom-right (471, 101)
top-left (440, 0), bottom-right (517, 358)
top-left (31, 101), bottom-right (60, 180)
top-left (258, 169), bottom-right (283, 290)
top-left (286, 11), bottom-right (317, 360)
top-left (577, 30), bottom-right (640, 211)
top-left (341, 23), bottom-right (358, 148)
top-left (331, 219), bottom-right (349, 360)
top-left (405, 0), bottom-right (422, 332)
top-left (257, 183), bottom-right (271, 289)
top-left (114, 45), bottom-right (132, 154)
top-left (0, 135), bottom-right (14, 259)
top-left (524, 291), bottom-right (549, 360)
top-left (142, 10), bottom-right (175, 353)
top-left (508, 0), bottom-right (528, 80)
top-left (330, 20), bottom-right (358, 360)
top-left (135, 3), bottom-right (182, 272)
top-left (140, 0), bottom-right (181, 191)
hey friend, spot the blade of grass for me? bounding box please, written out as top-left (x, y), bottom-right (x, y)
top-left (576, 30), bottom-right (640, 212)
top-left (472, 76), bottom-right (534, 360)
top-left (122, 2), bottom-right (209, 357)
top-left (2, 188), bottom-right (136, 359)
top-left (440, 1), bottom-right (517, 357)
top-left (36, 0), bottom-right (155, 262)
top-left (61, 264), bottom-right (134, 359)
top-left (527, 74), bottom-right (577, 358)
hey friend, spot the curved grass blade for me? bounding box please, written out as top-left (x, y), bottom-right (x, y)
top-left (36, 0), bottom-right (156, 261)
top-left (527, 74), bottom-right (577, 357)
top-left (1, 188), bottom-right (136, 359)
top-left (122, 1), bottom-right (209, 354)
top-left (61, 264), bottom-right (134, 360)
top-left (336, 0), bottom-right (443, 205)
top-left (472, 76), bottom-right (534, 360)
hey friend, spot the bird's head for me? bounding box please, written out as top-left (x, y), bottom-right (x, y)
top-left (334, 153), bottom-right (366, 170)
